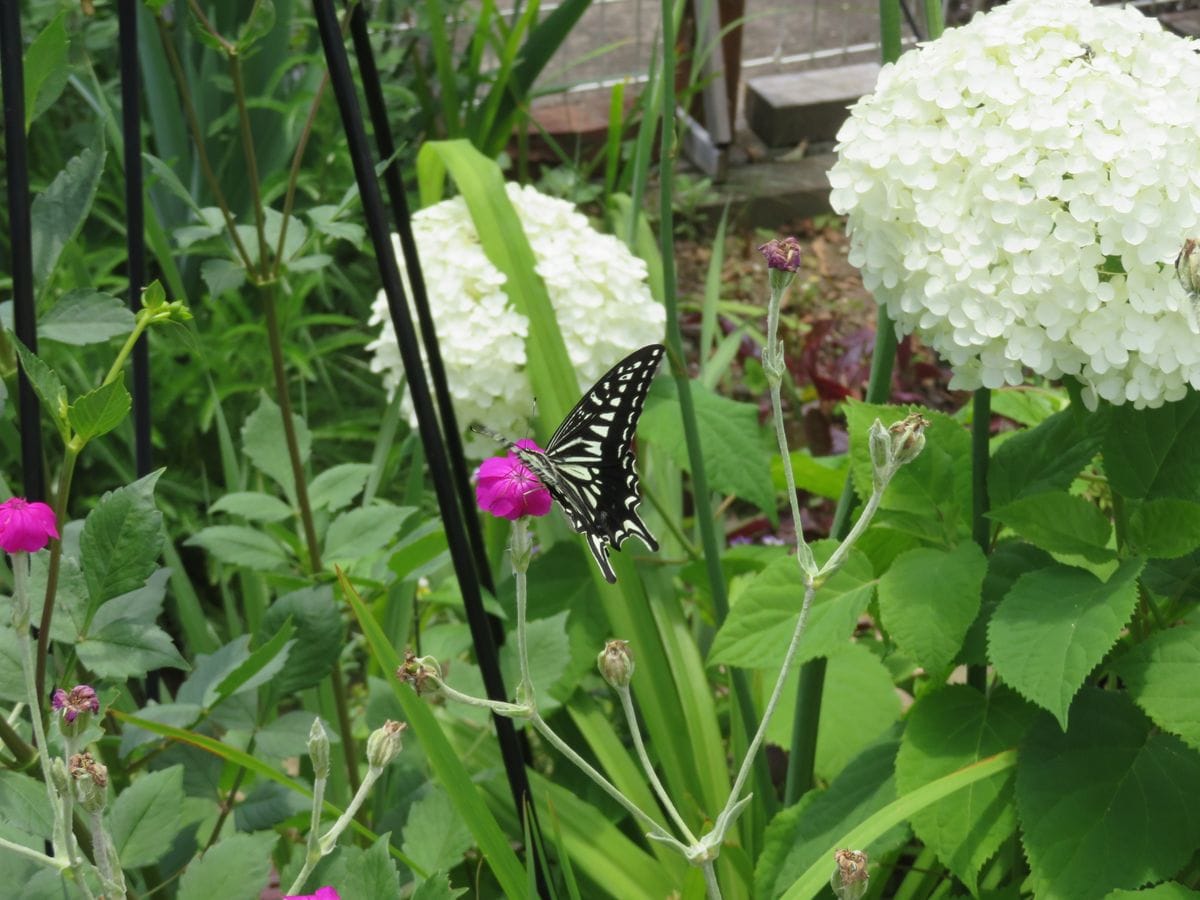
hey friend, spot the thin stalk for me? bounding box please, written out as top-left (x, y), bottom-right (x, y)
top-left (969, 388), bottom-right (990, 692)
top-left (261, 283), bottom-right (360, 794)
top-left (229, 54), bottom-right (270, 270)
top-left (89, 809), bottom-right (122, 896)
top-left (35, 447), bottom-right (79, 710)
top-left (702, 861), bottom-right (723, 900)
top-left (0, 834), bottom-right (63, 869)
top-left (617, 685), bottom-right (696, 843)
top-left (155, 15), bottom-right (254, 269)
top-left (272, 71), bottom-right (331, 279)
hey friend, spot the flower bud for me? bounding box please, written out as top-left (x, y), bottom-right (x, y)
top-left (758, 237), bottom-right (803, 272)
top-left (597, 639), bottom-right (634, 689)
top-left (366, 720), bottom-right (406, 770)
top-left (831, 849), bottom-right (869, 900)
top-left (50, 757), bottom-right (70, 795)
top-left (868, 419), bottom-right (891, 488)
top-left (308, 718), bottom-right (331, 780)
top-left (69, 751), bottom-right (108, 813)
top-left (396, 650), bottom-right (442, 695)
top-left (51, 684), bottom-right (100, 738)
top-left (888, 414), bottom-right (929, 467)
top-left (1176, 238), bottom-right (1200, 300)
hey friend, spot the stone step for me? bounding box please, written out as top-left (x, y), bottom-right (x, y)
top-left (745, 62), bottom-right (881, 148)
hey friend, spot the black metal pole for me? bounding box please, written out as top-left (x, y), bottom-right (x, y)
top-left (1, 3), bottom-right (45, 502)
top-left (346, 2), bottom-right (498, 602)
top-left (118, 0), bottom-right (153, 478)
top-left (311, 4), bottom-right (546, 891)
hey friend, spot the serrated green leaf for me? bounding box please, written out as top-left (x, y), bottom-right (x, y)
top-left (846, 401), bottom-right (972, 544)
top-left (91, 569), bottom-right (170, 631)
top-left (259, 587), bottom-right (343, 694)
top-left (307, 205), bottom-right (366, 245)
top-left (411, 873), bottom-right (467, 900)
top-left (641, 378), bottom-right (775, 516)
top-left (80, 471), bottom-right (164, 607)
top-left (13, 340), bottom-right (68, 438)
top-left (401, 790), bottom-right (474, 883)
top-left (772, 450), bottom-right (848, 500)
top-left (0, 627), bottom-right (25, 703)
top-left (1106, 885), bottom-right (1200, 899)
top-left (77, 620), bottom-right (188, 678)
top-left (1126, 498), bottom-right (1200, 559)
top-left (68, 375), bottom-right (132, 444)
top-left (143, 152), bottom-right (202, 215)
top-left (961, 541), bottom-right (1055, 666)
top-left (756, 733), bottom-right (907, 899)
top-left (1113, 619), bottom-right (1200, 752)
top-left (988, 560), bottom-right (1142, 729)
top-left (210, 491), bottom-right (293, 523)
top-left (177, 831), bottom-right (277, 900)
top-left (1018, 690), bottom-right (1200, 899)
top-left (878, 542), bottom-right (986, 673)
top-left (308, 463), bottom-right (374, 511)
top-left (895, 685), bottom-right (1034, 892)
top-left (1104, 392), bottom-right (1200, 501)
top-left (325, 834), bottom-right (404, 900)
top-left (323, 504), bottom-right (415, 561)
top-left (109, 766), bottom-right (185, 868)
top-left (990, 388), bottom-right (1066, 428)
top-left (236, 0), bottom-right (276, 51)
top-left (990, 405), bottom-right (1103, 507)
top-left (0, 770), bottom-right (55, 840)
top-left (31, 144), bottom-right (106, 289)
top-left (241, 393), bottom-right (310, 500)
top-left (39, 290), bottom-right (135, 345)
top-left (708, 540), bottom-right (874, 669)
top-left (989, 490), bottom-right (1114, 563)
top-left (23, 13), bottom-right (68, 131)
top-left (186, 525), bottom-right (291, 572)
top-left (233, 781), bottom-right (305, 832)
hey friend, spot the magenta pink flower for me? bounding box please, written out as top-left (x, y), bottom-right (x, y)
top-left (51, 684), bottom-right (99, 724)
top-left (757, 236), bottom-right (803, 272)
top-left (0, 497), bottom-right (59, 553)
top-left (475, 439), bottom-right (552, 521)
top-left (285, 888), bottom-right (340, 900)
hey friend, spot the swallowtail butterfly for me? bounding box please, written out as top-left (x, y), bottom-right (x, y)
top-left (485, 344), bottom-right (664, 583)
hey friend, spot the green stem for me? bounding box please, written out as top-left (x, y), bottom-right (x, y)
top-left (785, 303), bottom-right (898, 804)
top-left (35, 446), bottom-right (79, 714)
top-left (969, 388), bottom-right (990, 692)
top-left (229, 54), bottom-right (270, 272)
top-left (617, 685), bottom-right (696, 844)
top-left (512, 520), bottom-right (534, 706)
top-left (273, 71), bottom-right (330, 279)
top-left (702, 860), bottom-right (723, 900)
top-left (0, 703), bottom-right (36, 769)
top-left (260, 284), bottom-right (360, 795)
top-left (0, 834), bottom-right (63, 870)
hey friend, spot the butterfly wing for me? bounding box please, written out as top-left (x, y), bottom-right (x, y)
top-left (528, 344), bottom-right (664, 582)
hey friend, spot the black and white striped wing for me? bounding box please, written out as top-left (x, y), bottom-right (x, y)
top-left (515, 344), bottom-right (664, 582)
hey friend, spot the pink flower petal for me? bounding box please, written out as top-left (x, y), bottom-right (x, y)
top-left (474, 443), bottom-right (552, 521)
top-left (0, 497), bottom-right (59, 554)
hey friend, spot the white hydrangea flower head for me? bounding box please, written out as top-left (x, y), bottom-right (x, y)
top-left (828, 0), bottom-right (1200, 408)
top-left (366, 183), bottom-right (666, 456)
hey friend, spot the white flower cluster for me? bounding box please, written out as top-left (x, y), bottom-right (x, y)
top-left (828, 0), bottom-right (1200, 408)
top-left (367, 183), bottom-right (665, 456)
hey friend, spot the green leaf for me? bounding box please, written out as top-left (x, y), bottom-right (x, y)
top-left (236, 0), bottom-right (275, 51)
top-left (708, 540), bottom-right (874, 669)
top-left (499, 611), bottom-right (571, 715)
top-left (1018, 689), bottom-right (1200, 899)
top-left (259, 587), bottom-right (343, 694)
top-left (200, 259), bottom-right (246, 300)
top-left (80, 471), bottom-right (164, 607)
top-left (77, 620), bottom-right (188, 678)
top-left (1106, 886), bottom-right (1200, 899)
top-left (895, 685), bottom-right (1034, 892)
top-left (241, 393), bottom-right (311, 498)
top-left (68, 375), bottom-right (132, 444)
top-left (1104, 392), bottom-right (1200, 501)
top-left (233, 781), bottom-right (306, 832)
top-left (772, 450), bottom-right (847, 500)
top-left (210, 491), bottom-right (294, 523)
top-left (109, 766), bottom-right (185, 868)
top-left (990, 405), bottom-right (1103, 507)
top-left (213, 622), bottom-right (295, 703)
top-left (177, 831), bottom-right (277, 900)
top-left (988, 560), bottom-right (1142, 728)
top-left (39, 290), bottom-right (135, 345)
top-left (325, 834), bottom-right (404, 900)
top-left (756, 733), bottom-right (907, 899)
top-left (308, 463), bottom-right (374, 511)
top-left (323, 504), bottom-right (415, 561)
top-left (988, 491), bottom-right (1114, 563)
top-left (0, 770), bottom-right (55, 840)
top-left (1126, 498), bottom-right (1200, 559)
top-left (13, 341), bottom-right (68, 438)
top-left (640, 378), bottom-right (776, 516)
top-left (307, 205), bottom-right (365, 245)
top-left (878, 542), bottom-right (986, 673)
top-left (401, 790), bottom-right (474, 882)
top-left (23, 13), bottom-right (68, 130)
top-left (186, 525), bottom-right (291, 572)
top-left (846, 401), bottom-right (972, 544)
top-left (31, 144), bottom-right (106, 289)
top-left (0, 627), bottom-right (25, 703)
top-left (1113, 619), bottom-right (1200, 752)
top-left (254, 712), bottom-right (335, 761)
top-left (410, 873), bottom-right (467, 900)
top-left (990, 388), bottom-right (1066, 428)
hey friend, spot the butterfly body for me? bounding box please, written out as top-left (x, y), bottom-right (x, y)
top-left (509, 344), bottom-right (664, 583)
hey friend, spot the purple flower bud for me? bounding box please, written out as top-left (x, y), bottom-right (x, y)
top-left (757, 236), bottom-right (803, 272)
top-left (51, 684), bottom-right (100, 725)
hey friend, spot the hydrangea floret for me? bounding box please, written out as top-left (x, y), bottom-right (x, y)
top-left (828, 0), bottom-right (1200, 408)
top-left (367, 183), bottom-right (665, 455)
